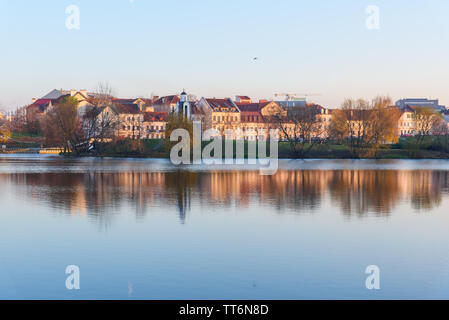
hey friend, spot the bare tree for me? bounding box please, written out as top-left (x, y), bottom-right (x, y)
top-left (415, 106), bottom-right (440, 136)
top-left (268, 104), bottom-right (326, 158)
top-left (82, 106), bottom-right (120, 153)
top-left (330, 99), bottom-right (371, 157)
top-left (433, 117), bottom-right (449, 153)
top-left (411, 106), bottom-right (442, 153)
top-left (92, 82), bottom-right (115, 107)
top-left (330, 97), bottom-right (400, 158)
top-left (43, 96), bottom-right (84, 154)
top-left (369, 96), bottom-right (401, 157)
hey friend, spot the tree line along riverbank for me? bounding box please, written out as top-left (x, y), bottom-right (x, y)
top-left (3, 132), bottom-right (449, 159)
top-left (70, 138), bottom-right (449, 159)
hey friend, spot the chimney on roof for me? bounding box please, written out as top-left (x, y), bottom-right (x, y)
top-left (32, 98), bottom-right (36, 103)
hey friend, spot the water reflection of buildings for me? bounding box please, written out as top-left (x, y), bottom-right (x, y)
top-left (2, 169), bottom-right (449, 225)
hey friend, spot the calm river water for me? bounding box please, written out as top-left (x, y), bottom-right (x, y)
top-left (1, 155), bottom-right (449, 299)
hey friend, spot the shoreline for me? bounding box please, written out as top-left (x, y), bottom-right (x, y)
top-left (2, 151), bottom-right (449, 161)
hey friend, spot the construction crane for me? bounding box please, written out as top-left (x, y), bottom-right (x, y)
top-left (274, 93), bottom-right (322, 101)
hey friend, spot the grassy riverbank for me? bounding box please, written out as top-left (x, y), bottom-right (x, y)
top-left (7, 133), bottom-right (447, 159)
top-left (87, 138), bottom-right (449, 159)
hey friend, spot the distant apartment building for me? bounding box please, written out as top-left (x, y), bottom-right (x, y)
top-left (237, 101), bottom-right (286, 141)
top-left (95, 93), bottom-right (333, 142)
top-left (198, 98), bottom-right (241, 135)
top-left (143, 112), bottom-right (168, 139)
top-left (152, 95), bottom-right (180, 113)
top-left (397, 106), bottom-right (416, 136)
top-left (396, 98), bottom-right (446, 112)
top-left (27, 89), bottom-right (96, 120)
top-left (96, 102), bottom-right (166, 140)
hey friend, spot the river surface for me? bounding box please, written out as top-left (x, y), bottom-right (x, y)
top-left (1, 155), bottom-right (449, 299)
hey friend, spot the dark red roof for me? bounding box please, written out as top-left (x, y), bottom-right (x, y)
top-left (33, 99), bottom-right (52, 106)
top-left (112, 98), bottom-right (137, 105)
top-left (113, 104), bottom-right (141, 114)
top-left (154, 95), bottom-right (180, 106)
top-left (206, 98), bottom-right (237, 111)
top-left (28, 94), bottom-right (70, 113)
top-left (236, 102), bottom-right (270, 112)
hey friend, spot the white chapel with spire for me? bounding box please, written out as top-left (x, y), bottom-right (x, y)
top-left (176, 89), bottom-right (191, 119)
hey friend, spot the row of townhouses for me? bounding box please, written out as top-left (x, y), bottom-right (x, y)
top-left (22, 89), bottom-right (449, 141)
top-left (23, 89), bottom-right (334, 141)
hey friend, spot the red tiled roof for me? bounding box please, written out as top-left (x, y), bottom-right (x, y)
top-left (112, 98), bottom-right (137, 105)
top-left (206, 98), bottom-right (238, 111)
top-left (33, 99), bottom-right (52, 106)
top-left (28, 94), bottom-right (71, 113)
top-left (113, 104), bottom-right (141, 114)
top-left (236, 102), bottom-right (270, 112)
top-left (154, 95), bottom-right (180, 106)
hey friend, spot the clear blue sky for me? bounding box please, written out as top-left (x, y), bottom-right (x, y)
top-left (1, 0), bottom-right (449, 109)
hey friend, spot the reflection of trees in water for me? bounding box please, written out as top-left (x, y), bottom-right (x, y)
top-left (328, 171), bottom-right (402, 217)
top-left (2, 169), bottom-right (449, 225)
top-left (328, 170), bottom-right (449, 217)
top-left (204, 170), bottom-right (326, 213)
top-left (409, 171), bottom-right (448, 211)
